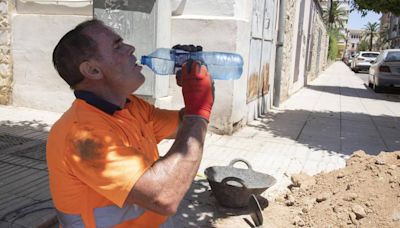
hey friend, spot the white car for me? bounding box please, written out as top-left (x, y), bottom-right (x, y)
top-left (368, 49), bottom-right (400, 92)
top-left (351, 51), bottom-right (380, 73)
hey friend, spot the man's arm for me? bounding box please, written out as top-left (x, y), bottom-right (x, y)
top-left (126, 116), bottom-right (207, 215)
top-left (126, 60), bottom-right (213, 215)
top-left (165, 108), bottom-right (184, 139)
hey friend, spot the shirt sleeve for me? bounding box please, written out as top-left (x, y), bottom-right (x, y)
top-left (64, 123), bottom-right (153, 208)
top-left (128, 95), bottom-right (180, 143)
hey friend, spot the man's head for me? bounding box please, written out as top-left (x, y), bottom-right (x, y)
top-left (52, 19), bottom-right (144, 92)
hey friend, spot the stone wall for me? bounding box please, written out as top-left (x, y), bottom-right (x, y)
top-left (278, 0), bottom-right (328, 104)
top-left (307, 7), bottom-right (328, 82)
top-left (279, 0), bottom-right (297, 103)
top-left (0, 0), bottom-right (12, 104)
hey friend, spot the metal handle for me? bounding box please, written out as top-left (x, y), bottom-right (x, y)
top-left (228, 158), bottom-right (253, 170)
top-left (221, 176), bottom-right (247, 188)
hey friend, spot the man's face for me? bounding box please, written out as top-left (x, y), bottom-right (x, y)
top-left (86, 25), bottom-right (145, 92)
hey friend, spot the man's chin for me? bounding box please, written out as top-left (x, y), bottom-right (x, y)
top-left (130, 73), bottom-right (145, 92)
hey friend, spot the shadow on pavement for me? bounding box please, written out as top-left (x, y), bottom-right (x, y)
top-left (246, 109), bottom-right (400, 157)
top-left (173, 179), bottom-right (269, 227)
top-left (0, 120), bottom-right (57, 228)
top-left (307, 85), bottom-right (400, 101)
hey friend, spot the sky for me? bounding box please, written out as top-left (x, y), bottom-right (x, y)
top-left (347, 10), bottom-right (381, 30)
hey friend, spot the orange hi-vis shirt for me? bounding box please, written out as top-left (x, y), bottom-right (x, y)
top-left (47, 91), bottom-right (179, 228)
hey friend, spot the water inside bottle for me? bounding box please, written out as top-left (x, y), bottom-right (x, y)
top-left (148, 57), bottom-right (175, 75)
top-left (206, 64), bottom-right (243, 80)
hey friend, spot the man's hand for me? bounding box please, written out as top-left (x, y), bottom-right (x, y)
top-left (173, 44), bottom-right (203, 87)
top-left (181, 59), bottom-right (214, 121)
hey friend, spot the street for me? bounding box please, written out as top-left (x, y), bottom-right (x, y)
top-left (354, 70), bottom-right (400, 95)
top-left (354, 71), bottom-right (369, 84)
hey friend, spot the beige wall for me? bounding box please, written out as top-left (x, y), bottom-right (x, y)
top-left (10, 1), bottom-right (91, 112)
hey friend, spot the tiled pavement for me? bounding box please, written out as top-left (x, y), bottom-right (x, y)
top-left (1, 62), bottom-right (400, 227)
top-left (0, 120), bottom-right (57, 227)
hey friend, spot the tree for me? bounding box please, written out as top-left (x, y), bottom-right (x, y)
top-left (351, 0), bottom-right (400, 16)
top-left (327, 28), bottom-right (345, 60)
top-left (376, 25), bottom-right (390, 50)
top-left (323, 1), bottom-right (348, 29)
top-left (357, 40), bottom-right (369, 51)
top-left (363, 22), bottom-right (379, 51)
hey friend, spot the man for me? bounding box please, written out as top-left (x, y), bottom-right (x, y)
top-left (47, 19), bottom-right (213, 227)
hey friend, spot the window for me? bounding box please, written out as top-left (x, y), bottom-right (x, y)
top-left (361, 53), bottom-right (380, 58)
top-left (352, 43), bottom-right (355, 48)
top-left (385, 51), bottom-right (400, 62)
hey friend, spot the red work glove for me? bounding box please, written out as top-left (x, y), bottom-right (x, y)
top-left (179, 59), bottom-right (214, 121)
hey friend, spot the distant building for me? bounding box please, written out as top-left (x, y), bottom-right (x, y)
top-left (380, 13), bottom-right (391, 50)
top-left (346, 29), bottom-right (362, 57)
top-left (388, 14), bottom-right (400, 48)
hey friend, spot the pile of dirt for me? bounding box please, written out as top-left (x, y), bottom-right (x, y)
top-left (265, 150), bottom-right (400, 227)
top-left (214, 150), bottom-right (400, 227)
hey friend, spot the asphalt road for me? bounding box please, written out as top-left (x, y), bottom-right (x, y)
top-left (353, 70), bottom-right (400, 95)
top-left (354, 71), bottom-right (369, 84)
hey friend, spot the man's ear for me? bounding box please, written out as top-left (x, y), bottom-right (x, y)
top-left (79, 61), bottom-right (102, 80)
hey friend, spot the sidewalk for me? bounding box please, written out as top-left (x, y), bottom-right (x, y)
top-left (1, 62), bottom-right (400, 227)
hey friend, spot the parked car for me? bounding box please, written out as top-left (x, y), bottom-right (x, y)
top-left (368, 49), bottom-right (400, 92)
top-left (346, 53), bottom-right (356, 67)
top-left (351, 51), bottom-right (380, 73)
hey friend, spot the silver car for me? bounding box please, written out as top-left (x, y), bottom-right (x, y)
top-left (368, 49), bottom-right (400, 92)
top-left (351, 51), bottom-right (380, 73)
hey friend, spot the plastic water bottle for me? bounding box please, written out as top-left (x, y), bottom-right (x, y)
top-left (140, 48), bottom-right (243, 80)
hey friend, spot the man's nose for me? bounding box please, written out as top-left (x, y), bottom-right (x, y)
top-left (127, 44), bottom-right (135, 54)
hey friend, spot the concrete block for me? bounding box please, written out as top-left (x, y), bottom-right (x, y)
top-left (171, 0), bottom-right (236, 17)
top-left (12, 15), bottom-right (90, 112)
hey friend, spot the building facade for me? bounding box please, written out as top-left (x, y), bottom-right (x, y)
top-left (346, 29), bottom-right (362, 57)
top-left (3, 0), bottom-right (328, 134)
top-left (388, 14), bottom-right (400, 48)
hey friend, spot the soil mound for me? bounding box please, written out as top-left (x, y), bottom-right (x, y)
top-left (215, 151), bottom-right (400, 227)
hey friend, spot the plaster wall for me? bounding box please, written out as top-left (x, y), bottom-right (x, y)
top-left (169, 0), bottom-right (252, 134)
top-left (170, 0), bottom-right (249, 19)
top-left (11, 0), bottom-right (91, 112)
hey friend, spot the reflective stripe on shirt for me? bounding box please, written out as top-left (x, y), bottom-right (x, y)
top-left (94, 204), bottom-right (145, 227)
top-left (56, 204), bottom-right (145, 228)
top-left (160, 217), bottom-right (175, 228)
top-left (56, 211), bottom-right (84, 228)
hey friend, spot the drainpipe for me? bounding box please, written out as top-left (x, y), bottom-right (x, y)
top-left (273, 0), bottom-right (286, 107)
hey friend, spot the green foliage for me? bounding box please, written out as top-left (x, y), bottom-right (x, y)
top-left (323, 1), bottom-right (348, 29)
top-left (328, 34), bottom-right (339, 60)
top-left (362, 22), bottom-right (379, 51)
top-left (351, 0), bottom-right (400, 16)
top-left (357, 40), bottom-right (369, 51)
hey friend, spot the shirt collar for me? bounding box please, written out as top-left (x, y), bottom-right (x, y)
top-left (74, 90), bottom-right (130, 115)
